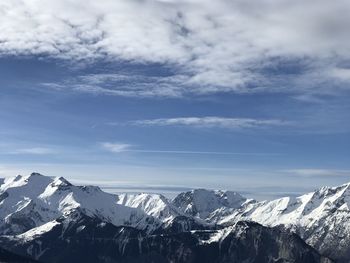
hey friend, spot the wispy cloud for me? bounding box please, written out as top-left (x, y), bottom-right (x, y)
top-left (101, 141), bottom-right (280, 156)
top-left (101, 142), bottom-right (132, 153)
top-left (130, 117), bottom-right (291, 129)
top-left (42, 73), bottom-right (188, 98)
top-left (1, 0), bottom-right (350, 96)
top-left (11, 147), bottom-right (57, 155)
top-left (121, 150), bottom-right (280, 156)
top-left (285, 169), bottom-right (350, 177)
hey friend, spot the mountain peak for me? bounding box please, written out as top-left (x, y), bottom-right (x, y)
top-left (314, 183), bottom-right (350, 200)
top-left (13, 174), bottom-right (23, 181)
top-left (30, 172), bottom-right (44, 177)
top-left (117, 193), bottom-right (181, 221)
top-left (1, 173), bottom-right (53, 192)
top-left (51, 177), bottom-right (72, 188)
top-left (172, 188), bottom-right (247, 219)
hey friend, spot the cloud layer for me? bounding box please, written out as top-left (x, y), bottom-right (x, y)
top-left (286, 169), bottom-right (350, 178)
top-left (101, 141), bottom-right (279, 156)
top-left (131, 117), bottom-right (290, 129)
top-left (12, 147), bottom-right (57, 155)
top-left (101, 142), bottom-right (131, 153)
top-left (2, 0), bottom-right (350, 96)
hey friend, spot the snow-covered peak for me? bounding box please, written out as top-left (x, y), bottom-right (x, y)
top-left (214, 182), bottom-right (350, 226)
top-left (117, 193), bottom-right (182, 223)
top-left (0, 173), bottom-right (160, 235)
top-left (0, 173), bottom-right (53, 193)
top-left (50, 177), bottom-right (72, 188)
top-left (38, 179), bottom-right (155, 229)
top-left (172, 189), bottom-right (247, 219)
top-left (313, 182), bottom-right (350, 200)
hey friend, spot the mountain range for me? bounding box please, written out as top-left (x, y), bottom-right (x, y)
top-left (0, 173), bottom-right (348, 262)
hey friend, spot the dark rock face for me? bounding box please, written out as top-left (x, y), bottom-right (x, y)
top-left (0, 246), bottom-right (38, 263)
top-left (0, 192), bottom-right (9, 203)
top-left (156, 215), bottom-right (215, 235)
top-left (0, 213), bottom-right (332, 263)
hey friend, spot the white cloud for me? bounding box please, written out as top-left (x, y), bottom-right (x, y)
top-left (119, 149), bottom-right (279, 155)
top-left (55, 73), bottom-right (189, 98)
top-left (12, 147), bottom-right (57, 155)
top-left (100, 141), bottom-right (279, 155)
top-left (1, 0), bottom-right (350, 96)
top-left (101, 142), bottom-right (132, 153)
top-left (286, 169), bottom-right (350, 177)
top-left (329, 68), bottom-right (350, 81)
top-left (131, 117), bottom-right (290, 129)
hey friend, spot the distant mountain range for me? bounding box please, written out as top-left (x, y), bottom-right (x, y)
top-left (0, 173), bottom-right (348, 262)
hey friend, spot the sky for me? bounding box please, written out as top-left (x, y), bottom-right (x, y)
top-left (0, 0), bottom-right (350, 200)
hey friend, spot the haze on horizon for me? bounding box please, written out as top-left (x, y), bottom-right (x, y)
top-left (0, 0), bottom-right (349, 200)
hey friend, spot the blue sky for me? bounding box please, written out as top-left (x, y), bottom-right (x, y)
top-left (0, 0), bottom-right (350, 199)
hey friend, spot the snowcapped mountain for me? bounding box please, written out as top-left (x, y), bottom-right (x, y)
top-left (0, 173), bottom-right (159, 235)
top-left (172, 184), bottom-right (350, 262)
top-left (116, 193), bottom-right (212, 234)
top-left (172, 189), bottom-right (253, 221)
top-left (0, 172), bottom-right (345, 262)
top-left (0, 213), bottom-right (331, 263)
top-left (243, 183), bottom-right (350, 262)
top-left (116, 193), bottom-right (182, 223)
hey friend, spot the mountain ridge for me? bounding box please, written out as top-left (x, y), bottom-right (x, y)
top-left (0, 172), bottom-right (346, 262)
